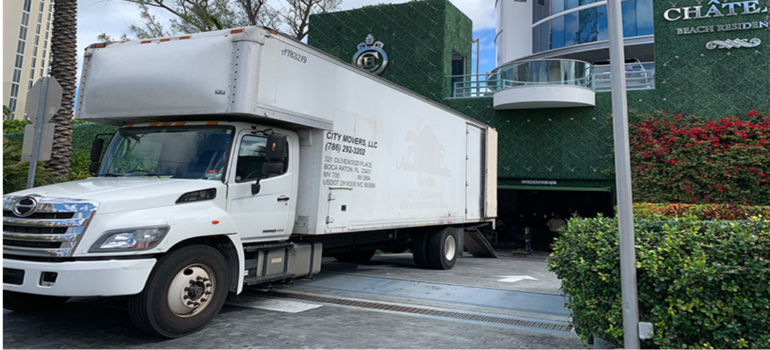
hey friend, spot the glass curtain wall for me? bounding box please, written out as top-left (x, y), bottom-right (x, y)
top-left (532, 0), bottom-right (653, 54)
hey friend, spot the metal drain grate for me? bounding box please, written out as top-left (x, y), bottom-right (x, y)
top-left (267, 291), bottom-right (573, 332)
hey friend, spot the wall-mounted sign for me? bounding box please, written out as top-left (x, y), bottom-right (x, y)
top-left (663, 0), bottom-right (767, 22)
top-left (352, 34), bottom-right (388, 75)
top-left (663, 0), bottom-right (767, 49)
top-left (521, 180), bottom-right (557, 185)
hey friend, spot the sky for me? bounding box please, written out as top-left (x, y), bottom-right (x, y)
top-left (76, 0), bottom-right (499, 75)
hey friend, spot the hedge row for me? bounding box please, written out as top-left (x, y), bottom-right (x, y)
top-left (548, 216), bottom-right (770, 349)
top-left (634, 203), bottom-right (770, 221)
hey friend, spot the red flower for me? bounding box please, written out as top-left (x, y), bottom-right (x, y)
top-left (747, 110), bottom-right (759, 117)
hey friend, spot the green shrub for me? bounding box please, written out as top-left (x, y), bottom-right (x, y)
top-left (548, 216), bottom-right (770, 349)
top-left (634, 203), bottom-right (770, 221)
top-left (3, 119), bottom-right (32, 134)
top-left (3, 139), bottom-right (55, 194)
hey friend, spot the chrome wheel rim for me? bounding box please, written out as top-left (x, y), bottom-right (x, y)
top-left (167, 263), bottom-right (215, 317)
top-left (444, 235), bottom-right (456, 261)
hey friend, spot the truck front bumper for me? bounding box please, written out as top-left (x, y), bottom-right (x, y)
top-left (3, 258), bottom-right (156, 297)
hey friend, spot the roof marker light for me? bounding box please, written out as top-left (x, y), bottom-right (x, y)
top-left (148, 123), bottom-right (159, 127)
top-left (206, 122), bottom-right (219, 126)
top-left (179, 36), bottom-right (191, 40)
top-left (161, 122), bottom-right (171, 126)
top-left (231, 29), bottom-right (244, 34)
top-left (159, 38), bottom-right (171, 42)
top-left (124, 124), bottom-right (134, 128)
top-left (175, 122), bottom-right (186, 126)
top-left (140, 40), bottom-right (152, 44)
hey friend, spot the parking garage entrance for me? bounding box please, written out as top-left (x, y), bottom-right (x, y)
top-left (494, 187), bottom-right (614, 252)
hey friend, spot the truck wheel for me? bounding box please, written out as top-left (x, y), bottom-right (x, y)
top-left (427, 227), bottom-right (457, 270)
top-left (411, 232), bottom-right (431, 268)
top-left (2, 291), bottom-right (70, 313)
top-left (128, 245), bottom-right (229, 338)
top-left (333, 249), bottom-right (376, 263)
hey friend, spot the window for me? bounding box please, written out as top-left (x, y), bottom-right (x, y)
top-left (450, 52), bottom-right (466, 97)
top-left (235, 135), bottom-right (288, 182)
top-left (19, 27), bottom-right (28, 40)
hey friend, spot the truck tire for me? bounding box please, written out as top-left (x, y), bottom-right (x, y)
top-left (333, 249), bottom-right (376, 263)
top-left (427, 227), bottom-right (457, 270)
top-left (2, 291), bottom-right (69, 313)
top-left (128, 245), bottom-right (229, 338)
top-left (411, 232), bottom-right (431, 268)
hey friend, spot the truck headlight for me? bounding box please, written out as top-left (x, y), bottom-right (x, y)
top-left (89, 226), bottom-right (169, 252)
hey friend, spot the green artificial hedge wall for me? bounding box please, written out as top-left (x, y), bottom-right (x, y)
top-left (309, 0), bottom-right (472, 103)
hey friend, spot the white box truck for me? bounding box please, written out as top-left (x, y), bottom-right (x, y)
top-left (2, 26), bottom-right (497, 338)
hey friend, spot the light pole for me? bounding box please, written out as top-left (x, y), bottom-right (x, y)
top-left (607, 0), bottom-right (640, 347)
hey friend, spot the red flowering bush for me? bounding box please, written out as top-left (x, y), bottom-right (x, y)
top-left (630, 110), bottom-right (770, 205)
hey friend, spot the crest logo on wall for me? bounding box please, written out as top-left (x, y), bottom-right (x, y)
top-left (352, 34), bottom-right (388, 75)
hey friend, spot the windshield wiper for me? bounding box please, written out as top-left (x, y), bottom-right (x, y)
top-left (124, 172), bottom-right (166, 179)
top-left (99, 173), bottom-right (122, 177)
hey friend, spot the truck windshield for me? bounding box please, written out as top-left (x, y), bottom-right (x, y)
top-left (99, 125), bottom-right (234, 180)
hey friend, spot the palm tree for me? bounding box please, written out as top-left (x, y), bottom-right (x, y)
top-left (46, 0), bottom-right (77, 179)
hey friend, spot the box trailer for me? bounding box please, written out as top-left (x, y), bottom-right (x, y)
top-left (3, 26), bottom-right (497, 337)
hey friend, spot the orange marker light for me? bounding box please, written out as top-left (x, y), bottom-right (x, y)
top-left (206, 122), bottom-right (219, 126)
top-left (148, 123), bottom-right (159, 127)
top-left (124, 124), bottom-right (134, 128)
top-left (175, 122), bottom-right (186, 126)
top-left (212, 220), bottom-right (220, 225)
top-left (140, 40), bottom-right (152, 44)
top-left (93, 43), bottom-right (107, 49)
top-left (231, 29), bottom-right (244, 34)
top-left (179, 36), bottom-right (191, 40)
top-left (159, 38), bottom-right (171, 42)
top-left (161, 122), bottom-right (171, 126)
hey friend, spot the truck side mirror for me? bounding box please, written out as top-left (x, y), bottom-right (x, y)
top-left (252, 134), bottom-right (288, 195)
top-left (89, 138), bottom-right (105, 175)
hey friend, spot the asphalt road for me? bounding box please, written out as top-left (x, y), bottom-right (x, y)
top-left (3, 252), bottom-right (587, 349)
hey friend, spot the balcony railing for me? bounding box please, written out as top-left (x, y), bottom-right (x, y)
top-left (448, 60), bottom-right (655, 98)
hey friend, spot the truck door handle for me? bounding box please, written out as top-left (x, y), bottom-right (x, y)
top-left (277, 196), bottom-right (290, 202)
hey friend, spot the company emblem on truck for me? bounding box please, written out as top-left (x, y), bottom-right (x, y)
top-left (353, 34), bottom-right (388, 75)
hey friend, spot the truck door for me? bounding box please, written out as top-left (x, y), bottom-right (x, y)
top-left (466, 124), bottom-right (484, 220)
top-left (227, 131), bottom-right (295, 242)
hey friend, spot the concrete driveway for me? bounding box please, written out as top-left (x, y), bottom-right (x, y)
top-left (3, 250), bottom-right (586, 349)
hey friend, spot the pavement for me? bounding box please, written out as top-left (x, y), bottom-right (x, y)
top-left (3, 249), bottom-right (587, 349)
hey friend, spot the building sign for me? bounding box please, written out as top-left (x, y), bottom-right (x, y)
top-left (521, 180), bottom-right (557, 186)
top-left (663, 0), bottom-right (767, 49)
top-left (664, 0), bottom-right (768, 22)
top-left (352, 34), bottom-right (388, 75)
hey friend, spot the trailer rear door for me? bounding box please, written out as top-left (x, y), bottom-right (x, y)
top-left (465, 124), bottom-right (484, 220)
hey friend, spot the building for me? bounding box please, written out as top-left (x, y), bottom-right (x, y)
top-left (311, 0), bottom-right (767, 248)
top-left (3, 0), bottom-right (55, 120)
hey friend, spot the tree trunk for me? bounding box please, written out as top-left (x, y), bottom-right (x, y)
top-left (46, 0), bottom-right (77, 179)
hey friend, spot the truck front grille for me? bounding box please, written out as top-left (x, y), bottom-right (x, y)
top-left (2, 196), bottom-right (99, 257)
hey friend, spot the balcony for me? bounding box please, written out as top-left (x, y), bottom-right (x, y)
top-left (448, 59), bottom-right (655, 109)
